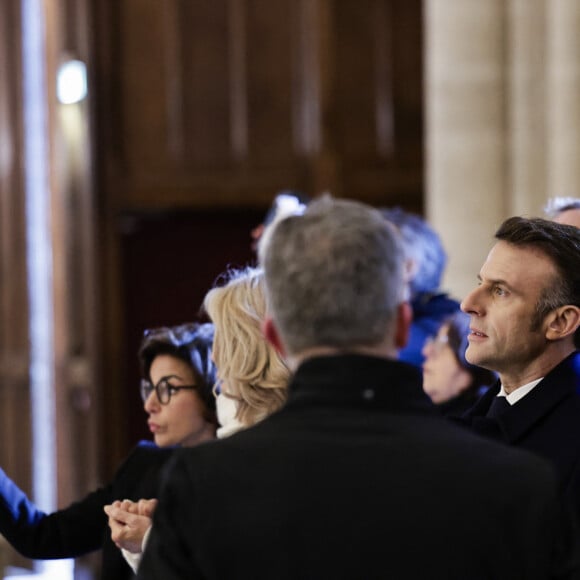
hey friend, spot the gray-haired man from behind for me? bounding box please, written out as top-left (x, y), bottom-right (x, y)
top-left (138, 197), bottom-right (576, 580)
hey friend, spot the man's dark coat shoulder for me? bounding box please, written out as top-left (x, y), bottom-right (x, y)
top-left (140, 355), bottom-right (573, 580)
top-left (455, 351), bottom-right (580, 528)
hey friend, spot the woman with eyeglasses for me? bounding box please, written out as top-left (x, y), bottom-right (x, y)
top-left (109, 267), bottom-right (290, 573)
top-left (138, 324), bottom-right (217, 449)
top-left (421, 311), bottom-right (496, 417)
top-left (0, 322), bottom-right (216, 579)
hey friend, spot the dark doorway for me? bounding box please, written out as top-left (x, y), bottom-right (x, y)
top-left (119, 208), bottom-right (262, 447)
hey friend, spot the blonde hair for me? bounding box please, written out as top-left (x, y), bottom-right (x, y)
top-left (204, 267), bottom-right (290, 426)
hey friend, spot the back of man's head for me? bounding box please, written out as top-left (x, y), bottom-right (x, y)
top-left (380, 207), bottom-right (446, 297)
top-left (263, 196), bottom-right (406, 356)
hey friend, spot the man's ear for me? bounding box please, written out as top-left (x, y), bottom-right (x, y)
top-left (545, 305), bottom-right (580, 341)
top-left (263, 317), bottom-right (287, 357)
top-left (394, 302), bottom-right (413, 350)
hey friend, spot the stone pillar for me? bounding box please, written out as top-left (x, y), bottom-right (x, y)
top-left (425, 0), bottom-right (506, 300)
top-left (426, 0), bottom-right (580, 297)
top-left (507, 0), bottom-right (547, 217)
top-left (546, 0), bottom-right (580, 198)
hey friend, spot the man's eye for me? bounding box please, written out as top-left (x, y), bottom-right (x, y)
top-left (494, 286), bottom-right (506, 296)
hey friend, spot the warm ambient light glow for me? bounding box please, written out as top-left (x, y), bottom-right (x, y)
top-left (56, 59), bottom-right (87, 104)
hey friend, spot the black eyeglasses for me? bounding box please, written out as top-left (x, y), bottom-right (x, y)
top-left (140, 378), bottom-right (198, 405)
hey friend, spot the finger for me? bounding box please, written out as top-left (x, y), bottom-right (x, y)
top-left (106, 506), bottom-right (133, 525)
top-left (138, 498), bottom-right (157, 516)
top-left (109, 520), bottom-right (127, 543)
top-left (126, 502), bottom-right (140, 515)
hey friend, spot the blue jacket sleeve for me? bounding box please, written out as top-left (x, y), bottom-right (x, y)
top-left (0, 466), bottom-right (111, 559)
top-left (0, 441), bottom-right (171, 568)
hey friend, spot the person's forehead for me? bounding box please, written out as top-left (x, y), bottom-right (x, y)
top-left (481, 241), bottom-right (557, 287)
top-left (150, 353), bottom-right (193, 376)
top-left (555, 208), bottom-right (580, 229)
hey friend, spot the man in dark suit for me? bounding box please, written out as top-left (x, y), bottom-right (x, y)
top-left (139, 199), bottom-right (576, 579)
top-left (456, 216), bottom-right (580, 532)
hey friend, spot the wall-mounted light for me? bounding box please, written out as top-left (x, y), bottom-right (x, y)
top-left (57, 59), bottom-right (87, 104)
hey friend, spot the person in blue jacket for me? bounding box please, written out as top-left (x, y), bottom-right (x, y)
top-left (0, 322), bottom-right (217, 579)
top-left (381, 207), bottom-right (460, 367)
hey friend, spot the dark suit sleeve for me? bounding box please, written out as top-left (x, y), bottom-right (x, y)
top-left (564, 454), bottom-right (580, 524)
top-left (138, 453), bottom-right (205, 580)
top-left (0, 443), bottom-right (162, 560)
top-left (561, 456), bottom-right (580, 576)
top-left (0, 466), bottom-right (110, 558)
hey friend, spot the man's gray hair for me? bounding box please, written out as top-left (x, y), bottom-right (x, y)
top-left (262, 196), bottom-right (406, 355)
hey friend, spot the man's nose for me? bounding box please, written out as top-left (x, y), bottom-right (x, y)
top-left (461, 286), bottom-right (482, 316)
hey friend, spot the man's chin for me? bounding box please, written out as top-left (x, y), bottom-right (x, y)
top-left (465, 349), bottom-right (490, 370)
top-left (467, 353), bottom-right (497, 374)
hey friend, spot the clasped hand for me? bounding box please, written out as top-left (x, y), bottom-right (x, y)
top-left (103, 498), bottom-right (158, 554)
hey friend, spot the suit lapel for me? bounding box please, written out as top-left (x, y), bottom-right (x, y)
top-left (468, 353), bottom-right (580, 444)
top-left (467, 384), bottom-right (505, 439)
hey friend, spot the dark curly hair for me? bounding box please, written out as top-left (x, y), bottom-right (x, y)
top-left (495, 217), bottom-right (580, 348)
top-left (138, 322), bottom-right (217, 424)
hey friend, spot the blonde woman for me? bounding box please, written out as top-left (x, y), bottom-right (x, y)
top-left (112, 266), bottom-right (290, 572)
top-left (204, 266), bottom-right (290, 437)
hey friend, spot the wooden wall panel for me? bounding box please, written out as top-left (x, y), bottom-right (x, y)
top-left (245, 0), bottom-right (296, 165)
top-left (332, 0), bottom-right (423, 203)
top-left (179, 1), bottom-right (231, 168)
top-left (334, 1), bottom-right (387, 160)
top-left (98, 0), bottom-right (422, 209)
top-left (93, 0), bottom-right (425, 468)
top-left (121, 0), bottom-right (175, 173)
top-left (0, 0), bottom-right (33, 571)
top-left (0, 0), bottom-right (31, 486)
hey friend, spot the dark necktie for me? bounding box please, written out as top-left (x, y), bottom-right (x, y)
top-left (486, 396), bottom-right (511, 419)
